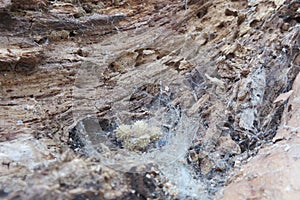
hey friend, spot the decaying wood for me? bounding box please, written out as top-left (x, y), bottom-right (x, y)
top-left (1, 0), bottom-right (300, 199)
